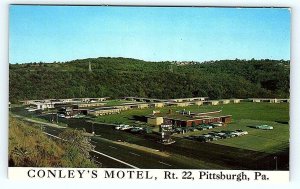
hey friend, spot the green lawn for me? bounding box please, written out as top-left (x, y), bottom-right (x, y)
top-left (94, 102), bottom-right (289, 124)
top-left (93, 108), bottom-right (154, 125)
top-left (159, 102), bottom-right (289, 123)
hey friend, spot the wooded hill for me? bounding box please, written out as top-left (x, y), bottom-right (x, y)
top-left (9, 57), bottom-right (290, 103)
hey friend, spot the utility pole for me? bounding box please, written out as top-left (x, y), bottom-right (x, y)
top-left (89, 61), bottom-right (92, 72)
top-left (92, 122), bottom-right (95, 136)
top-left (169, 64), bottom-right (173, 73)
top-left (274, 156), bottom-right (278, 170)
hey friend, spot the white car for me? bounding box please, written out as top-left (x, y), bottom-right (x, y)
top-left (115, 124), bottom-right (126, 130)
top-left (212, 122), bottom-right (223, 127)
top-left (231, 132), bottom-right (242, 137)
top-left (236, 130), bottom-right (248, 135)
top-left (119, 125), bottom-right (133, 130)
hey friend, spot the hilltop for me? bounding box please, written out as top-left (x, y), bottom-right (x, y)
top-left (9, 57), bottom-right (290, 102)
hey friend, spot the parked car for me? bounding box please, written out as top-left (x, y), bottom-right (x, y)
top-left (119, 125), bottom-right (133, 130)
top-left (203, 125), bottom-right (213, 129)
top-left (255, 125), bottom-right (273, 130)
top-left (130, 127), bottom-right (143, 133)
top-left (226, 133), bottom-right (236, 138)
top-left (212, 122), bottom-right (223, 127)
top-left (185, 136), bottom-right (197, 140)
top-left (230, 131), bottom-right (242, 137)
top-left (202, 134), bottom-right (214, 141)
top-left (215, 132), bottom-right (226, 136)
top-left (236, 130), bottom-right (248, 135)
top-left (114, 124), bottom-right (124, 130)
top-left (197, 136), bottom-right (210, 142)
top-left (188, 127), bottom-right (198, 132)
top-left (213, 135), bottom-right (222, 140)
top-left (199, 127), bottom-right (207, 131)
top-left (208, 132), bottom-right (218, 137)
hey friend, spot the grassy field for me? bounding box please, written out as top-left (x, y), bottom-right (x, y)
top-left (94, 102), bottom-right (289, 123)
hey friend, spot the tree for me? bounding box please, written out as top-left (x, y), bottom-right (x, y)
top-left (9, 57), bottom-right (290, 101)
top-left (58, 129), bottom-right (95, 159)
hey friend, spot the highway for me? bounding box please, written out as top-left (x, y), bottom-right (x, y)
top-left (42, 125), bottom-right (224, 169)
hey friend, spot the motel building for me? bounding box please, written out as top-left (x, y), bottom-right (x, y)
top-left (146, 110), bottom-right (232, 127)
top-left (89, 107), bottom-right (121, 116)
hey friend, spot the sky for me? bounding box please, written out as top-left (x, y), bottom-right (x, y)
top-left (9, 6), bottom-right (290, 64)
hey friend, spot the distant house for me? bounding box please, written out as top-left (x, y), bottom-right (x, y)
top-left (232, 99), bottom-right (241, 103)
top-left (193, 101), bottom-right (203, 106)
top-left (150, 102), bottom-right (165, 108)
top-left (248, 98), bottom-right (289, 103)
top-left (204, 100), bottom-right (219, 106)
top-left (137, 103), bottom-right (149, 109)
top-left (221, 99), bottom-right (230, 104)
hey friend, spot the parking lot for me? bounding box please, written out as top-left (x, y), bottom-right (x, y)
top-left (185, 129), bottom-right (248, 142)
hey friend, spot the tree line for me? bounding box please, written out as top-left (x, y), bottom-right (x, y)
top-left (9, 57), bottom-right (290, 103)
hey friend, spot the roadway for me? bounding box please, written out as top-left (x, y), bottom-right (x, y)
top-left (11, 114), bottom-right (253, 169)
top-left (42, 125), bottom-right (222, 169)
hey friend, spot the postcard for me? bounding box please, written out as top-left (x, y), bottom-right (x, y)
top-left (8, 5), bottom-right (290, 182)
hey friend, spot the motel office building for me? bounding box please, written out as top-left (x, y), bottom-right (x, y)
top-left (146, 114), bottom-right (232, 127)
